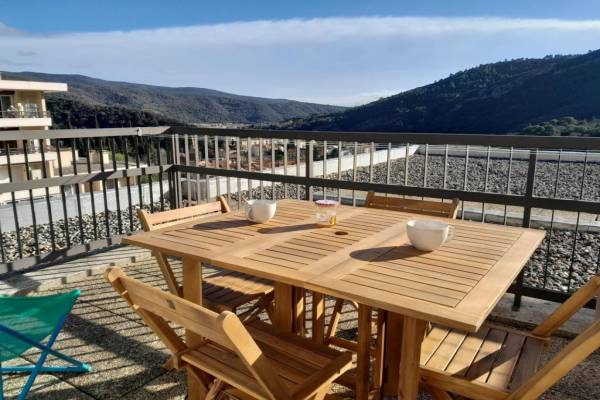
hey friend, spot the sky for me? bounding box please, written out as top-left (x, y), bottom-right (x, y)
top-left (1, 1), bottom-right (600, 106)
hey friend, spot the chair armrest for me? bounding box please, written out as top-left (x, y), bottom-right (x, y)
top-left (291, 352), bottom-right (353, 400)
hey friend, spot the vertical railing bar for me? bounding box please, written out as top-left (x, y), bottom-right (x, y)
top-left (156, 138), bottom-right (165, 211)
top-left (85, 138), bottom-right (98, 240)
top-left (22, 140), bottom-right (40, 255)
top-left (567, 212), bottom-right (582, 292)
top-left (248, 137), bottom-right (253, 200)
top-left (225, 136), bottom-right (231, 201)
top-left (503, 147), bottom-right (514, 225)
top-left (134, 135), bottom-right (143, 211)
top-left (283, 139), bottom-right (289, 199)
top-left (174, 134), bottom-right (182, 208)
top-left (55, 140), bottom-right (70, 249)
top-left (338, 140), bottom-right (343, 203)
top-left (99, 138), bottom-right (111, 236)
top-left (146, 138), bottom-right (154, 213)
top-left (123, 138), bottom-right (134, 232)
top-left (236, 137), bottom-right (242, 208)
top-left (386, 142), bottom-right (392, 190)
top-left (404, 142), bottom-right (410, 188)
top-left (423, 144), bottom-right (429, 187)
top-left (193, 135), bottom-right (201, 204)
top-left (482, 145), bottom-right (491, 223)
top-left (352, 142), bottom-right (358, 206)
top-left (369, 142), bottom-right (374, 185)
top-left (323, 140), bottom-right (328, 200)
top-left (5, 143), bottom-right (22, 258)
top-left (259, 137), bottom-right (264, 199)
top-left (204, 134), bottom-right (211, 203)
top-left (70, 139), bottom-right (85, 242)
top-left (460, 145), bottom-right (470, 220)
top-left (442, 144), bottom-right (449, 190)
top-left (578, 150), bottom-right (589, 200)
top-left (305, 140), bottom-right (314, 201)
top-left (110, 137), bottom-right (123, 234)
top-left (167, 136), bottom-right (173, 208)
top-left (184, 134), bottom-right (191, 205)
top-left (296, 140), bottom-right (301, 200)
top-left (0, 216), bottom-right (4, 263)
top-left (39, 139), bottom-right (56, 252)
top-left (271, 138), bottom-right (276, 200)
top-left (215, 135), bottom-right (221, 198)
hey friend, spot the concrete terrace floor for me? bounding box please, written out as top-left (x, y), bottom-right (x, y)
top-left (0, 253), bottom-right (599, 399)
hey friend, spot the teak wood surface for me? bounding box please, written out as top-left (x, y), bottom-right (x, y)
top-left (123, 199), bottom-right (545, 400)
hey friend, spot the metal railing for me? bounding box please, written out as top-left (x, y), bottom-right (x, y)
top-left (0, 110), bottom-right (50, 119)
top-left (0, 126), bottom-right (599, 310)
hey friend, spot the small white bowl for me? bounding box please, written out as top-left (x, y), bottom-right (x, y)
top-left (406, 219), bottom-right (450, 251)
top-left (245, 200), bottom-right (277, 223)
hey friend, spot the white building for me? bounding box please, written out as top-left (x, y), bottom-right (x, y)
top-left (0, 74), bottom-right (70, 203)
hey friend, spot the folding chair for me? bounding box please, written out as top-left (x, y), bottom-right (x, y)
top-left (0, 290), bottom-right (91, 400)
top-left (106, 267), bottom-right (352, 400)
top-left (138, 196), bottom-right (274, 322)
top-left (420, 273), bottom-right (600, 400)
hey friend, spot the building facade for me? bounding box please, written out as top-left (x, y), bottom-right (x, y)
top-left (0, 74), bottom-right (70, 203)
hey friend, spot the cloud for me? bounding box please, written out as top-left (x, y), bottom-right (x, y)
top-left (1, 16), bottom-right (599, 105)
top-left (0, 22), bottom-right (26, 36)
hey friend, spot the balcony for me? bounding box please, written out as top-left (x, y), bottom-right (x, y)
top-left (0, 126), bottom-right (599, 399)
top-left (0, 109), bottom-right (52, 128)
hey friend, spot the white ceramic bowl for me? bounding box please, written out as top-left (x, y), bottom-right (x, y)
top-left (406, 219), bottom-right (450, 251)
top-left (245, 200), bottom-right (277, 223)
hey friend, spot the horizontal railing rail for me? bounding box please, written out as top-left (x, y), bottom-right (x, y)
top-left (0, 110), bottom-right (50, 119)
top-left (168, 126), bottom-right (600, 150)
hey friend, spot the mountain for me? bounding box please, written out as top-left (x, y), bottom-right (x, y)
top-left (1, 71), bottom-right (345, 128)
top-left (285, 50), bottom-right (600, 134)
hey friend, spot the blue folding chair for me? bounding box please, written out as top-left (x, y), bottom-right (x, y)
top-left (0, 290), bottom-right (91, 400)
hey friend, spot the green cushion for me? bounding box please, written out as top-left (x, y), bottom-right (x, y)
top-left (0, 290), bottom-right (79, 361)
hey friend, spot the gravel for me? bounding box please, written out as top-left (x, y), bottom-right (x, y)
top-left (2, 153), bottom-right (599, 294)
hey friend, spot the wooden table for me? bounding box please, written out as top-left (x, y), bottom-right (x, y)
top-left (123, 199), bottom-right (545, 400)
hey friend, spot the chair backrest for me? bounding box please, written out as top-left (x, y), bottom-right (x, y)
top-left (139, 196), bottom-right (231, 232)
top-left (105, 267), bottom-right (290, 400)
top-left (364, 192), bottom-right (460, 219)
top-left (0, 290), bottom-right (79, 362)
top-left (507, 274), bottom-right (600, 400)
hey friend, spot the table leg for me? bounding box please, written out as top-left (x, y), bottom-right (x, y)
top-left (382, 313), bottom-right (404, 396)
top-left (182, 256), bottom-right (209, 398)
top-left (356, 304), bottom-right (372, 400)
top-left (312, 292), bottom-right (325, 343)
top-left (398, 317), bottom-right (427, 400)
top-left (273, 282), bottom-right (294, 332)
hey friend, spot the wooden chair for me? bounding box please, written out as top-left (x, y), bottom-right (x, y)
top-left (138, 196), bottom-right (274, 320)
top-left (106, 267), bottom-right (353, 400)
top-left (420, 273), bottom-right (600, 400)
top-left (363, 191), bottom-right (460, 219)
top-left (324, 192), bottom-right (460, 347)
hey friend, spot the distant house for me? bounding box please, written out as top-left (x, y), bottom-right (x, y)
top-left (0, 74), bottom-right (70, 203)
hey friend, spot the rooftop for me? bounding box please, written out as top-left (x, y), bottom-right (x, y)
top-left (0, 78), bottom-right (67, 93)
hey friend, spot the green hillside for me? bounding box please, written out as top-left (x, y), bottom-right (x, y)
top-left (1, 71), bottom-right (345, 128)
top-left (286, 50), bottom-right (600, 134)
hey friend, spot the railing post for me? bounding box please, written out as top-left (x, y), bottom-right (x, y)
top-left (304, 140), bottom-right (314, 201)
top-left (513, 149), bottom-right (538, 311)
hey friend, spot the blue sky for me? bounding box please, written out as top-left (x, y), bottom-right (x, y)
top-left (1, 1), bottom-right (600, 105)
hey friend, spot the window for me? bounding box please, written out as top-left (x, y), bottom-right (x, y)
top-left (0, 95), bottom-right (12, 114)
